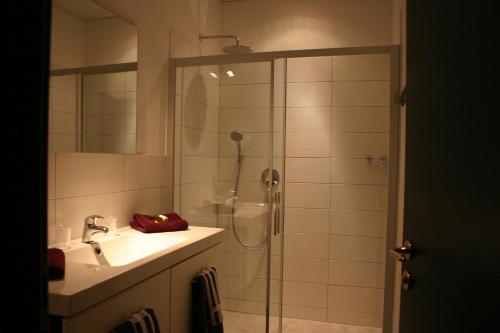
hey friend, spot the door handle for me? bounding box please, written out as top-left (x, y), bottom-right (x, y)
top-left (390, 240), bottom-right (414, 262)
top-left (273, 192), bottom-right (281, 235)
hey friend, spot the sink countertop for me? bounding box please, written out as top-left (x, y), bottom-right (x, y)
top-left (48, 226), bottom-right (225, 317)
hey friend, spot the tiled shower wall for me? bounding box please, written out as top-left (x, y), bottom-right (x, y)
top-left (174, 54), bottom-right (390, 328)
top-left (174, 66), bottom-right (220, 228)
top-left (216, 62), bottom-right (281, 316)
top-left (283, 55), bottom-right (389, 327)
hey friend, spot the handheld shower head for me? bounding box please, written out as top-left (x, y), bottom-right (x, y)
top-left (230, 131), bottom-right (244, 162)
top-left (230, 131), bottom-right (243, 142)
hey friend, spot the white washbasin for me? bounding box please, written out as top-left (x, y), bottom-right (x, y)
top-left (64, 230), bottom-right (187, 267)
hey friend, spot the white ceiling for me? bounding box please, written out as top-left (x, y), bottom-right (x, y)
top-left (53, 0), bottom-right (115, 20)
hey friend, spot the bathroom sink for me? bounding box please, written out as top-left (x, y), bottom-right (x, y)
top-left (64, 230), bottom-right (188, 267)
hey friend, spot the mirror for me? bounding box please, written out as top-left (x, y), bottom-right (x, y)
top-left (49, 0), bottom-right (138, 154)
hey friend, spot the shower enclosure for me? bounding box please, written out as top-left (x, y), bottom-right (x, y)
top-left (169, 46), bottom-right (400, 333)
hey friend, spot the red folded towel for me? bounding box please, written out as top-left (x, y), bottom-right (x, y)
top-left (48, 248), bottom-right (65, 280)
top-left (130, 212), bottom-right (189, 233)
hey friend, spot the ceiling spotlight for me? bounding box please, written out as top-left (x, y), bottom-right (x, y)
top-left (209, 72), bottom-right (218, 78)
top-left (226, 70), bottom-right (235, 77)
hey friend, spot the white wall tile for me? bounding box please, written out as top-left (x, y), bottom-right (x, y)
top-left (286, 158), bottom-right (330, 183)
top-left (124, 92), bottom-right (136, 114)
top-left (333, 54), bottom-right (390, 81)
top-left (328, 285), bottom-right (384, 313)
top-left (101, 135), bottom-right (136, 154)
top-left (282, 305), bottom-right (327, 322)
top-left (284, 208), bottom-right (330, 234)
top-left (220, 84), bottom-right (270, 108)
top-left (124, 154), bottom-right (165, 190)
top-left (204, 105), bottom-right (219, 132)
top-left (284, 257), bottom-right (329, 283)
top-left (225, 253), bottom-right (280, 280)
top-left (332, 184), bottom-right (388, 211)
top-left (287, 82), bottom-right (331, 107)
top-left (218, 157), bottom-right (267, 182)
top-left (287, 56), bottom-right (332, 82)
top-left (159, 187), bottom-right (173, 213)
top-left (224, 276), bottom-right (279, 303)
top-left (329, 235), bottom-right (385, 263)
top-left (286, 107), bottom-right (331, 132)
top-left (286, 133), bottom-right (331, 158)
top-left (199, 130), bottom-right (219, 157)
top-left (121, 188), bottom-right (162, 227)
top-left (220, 108), bottom-right (270, 133)
top-left (331, 158), bottom-right (387, 185)
top-left (50, 110), bottom-right (76, 135)
top-left (51, 88), bottom-right (77, 113)
top-left (284, 233), bottom-right (329, 259)
top-left (332, 133), bottom-right (388, 158)
top-left (98, 93), bottom-right (125, 115)
top-left (51, 134), bottom-right (77, 152)
top-left (285, 183), bottom-right (330, 209)
top-left (84, 136), bottom-right (101, 152)
top-left (332, 107), bottom-right (389, 133)
top-left (327, 309), bottom-right (382, 327)
top-left (125, 71), bottom-right (137, 92)
top-left (331, 209), bottom-right (387, 237)
top-left (56, 153), bottom-right (123, 197)
top-left (50, 75), bottom-right (77, 92)
top-left (332, 81), bottom-right (389, 106)
top-left (329, 260), bottom-right (385, 288)
top-left (84, 115), bottom-right (101, 136)
top-left (48, 153), bottom-right (55, 200)
top-left (47, 199), bottom-right (56, 245)
top-left (283, 281), bottom-right (327, 308)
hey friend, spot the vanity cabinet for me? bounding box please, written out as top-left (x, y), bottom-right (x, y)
top-left (170, 243), bottom-right (223, 333)
top-left (60, 267), bottom-right (171, 333)
top-left (52, 242), bottom-right (223, 333)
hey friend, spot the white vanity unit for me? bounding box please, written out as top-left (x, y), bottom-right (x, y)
top-left (48, 226), bottom-right (224, 333)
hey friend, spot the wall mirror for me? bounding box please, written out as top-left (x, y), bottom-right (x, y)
top-left (49, 0), bottom-right (138, 154)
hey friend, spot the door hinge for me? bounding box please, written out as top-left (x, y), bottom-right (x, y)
top-left (394, 86), bottom-right (407, 106)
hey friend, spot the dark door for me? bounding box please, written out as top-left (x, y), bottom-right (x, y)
top-left (400, 2), bottom-right (500, 332)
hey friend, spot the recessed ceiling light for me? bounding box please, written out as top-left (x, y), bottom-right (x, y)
top-left (226, 70), bottom-right (235, 77)
top-left (209, 72), bottom-right (218, 78)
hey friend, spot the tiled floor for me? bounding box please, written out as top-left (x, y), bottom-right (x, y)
top-left (223, 311), bottom-right (382, 333)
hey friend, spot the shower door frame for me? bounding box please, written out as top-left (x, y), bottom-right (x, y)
top-left (168, 45), bottom-right (400, 333)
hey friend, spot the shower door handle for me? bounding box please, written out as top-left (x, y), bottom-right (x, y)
top-left (273, 192), bottom-right (281, 235)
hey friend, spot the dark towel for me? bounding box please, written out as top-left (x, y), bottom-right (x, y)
top-left (47, 248), bottom-right (65, 280)
top-left (112, 308), bottom-right (160, 333)
top-left (191, 267), bottom-right (223, 333)
top-left (130, 212), bottom-right (188, 233)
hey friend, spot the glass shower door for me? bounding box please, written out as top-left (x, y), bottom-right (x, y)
top-left (173, 60), bottom-right (284, 333)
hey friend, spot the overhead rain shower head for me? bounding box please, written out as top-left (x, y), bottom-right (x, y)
top-left (222, 44), bottom-right (253, 54)
top-left (230, 131), bottom-right (243, 142)
top-left (199, 34), bottom-right (253, 54)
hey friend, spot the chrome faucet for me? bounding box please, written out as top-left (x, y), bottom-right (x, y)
top-left (82, 215), bottom-right (109, 243)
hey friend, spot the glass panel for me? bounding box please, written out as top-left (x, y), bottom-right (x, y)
top-left (173, 61), bottom-right (278, 332)
top-left (280, 54), bottom-right (391, 331)
top-left (268, 58), bottom-right (286, 333)
top-left (83, 71), bottom-right (137, 154)
top-left (48, 74), bottom-right (80, 152)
